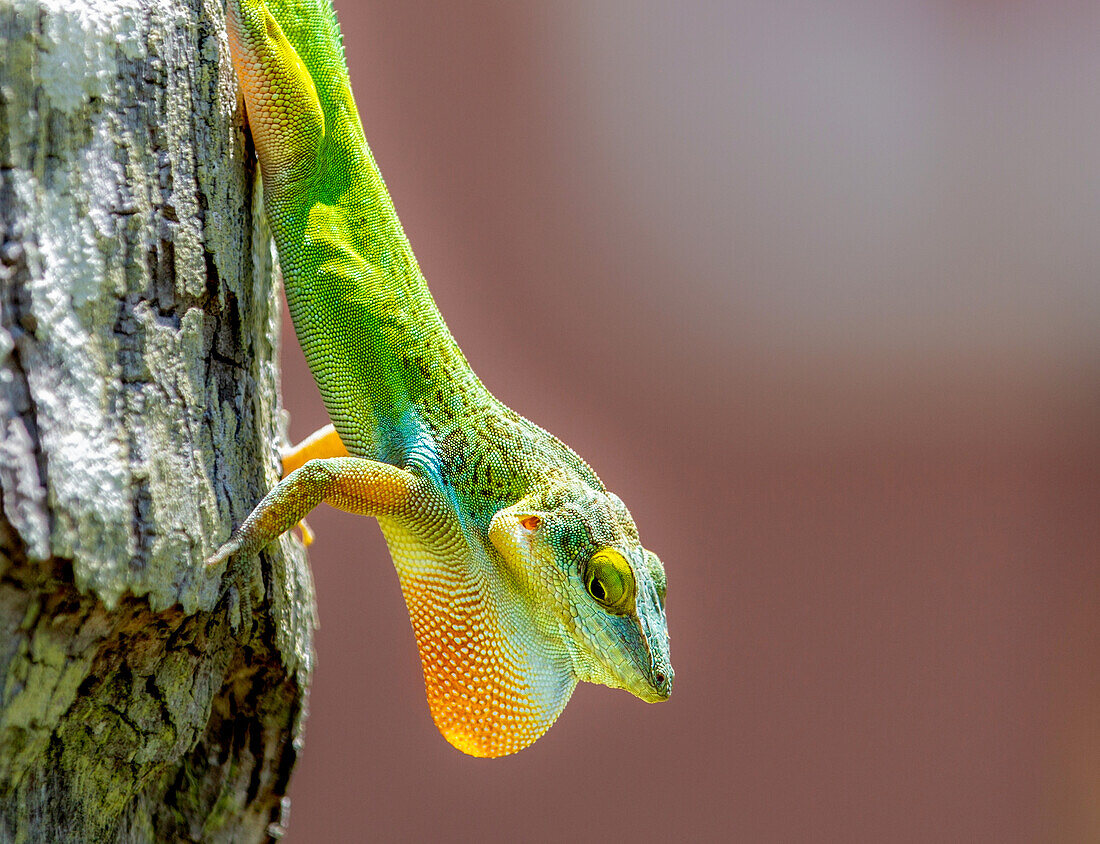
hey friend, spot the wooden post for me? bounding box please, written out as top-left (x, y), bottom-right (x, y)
top-left (0, 1), bottom-right (314, 839)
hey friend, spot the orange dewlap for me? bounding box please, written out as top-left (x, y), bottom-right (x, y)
top-left (400, 572), bottom-right (550, 758)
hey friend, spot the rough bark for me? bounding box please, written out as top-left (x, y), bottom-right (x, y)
top-left (0, 0), bottom-right (315, 841)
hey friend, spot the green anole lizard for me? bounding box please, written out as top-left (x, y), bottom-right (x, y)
top-left (210, 0), bottom-right (672, 758)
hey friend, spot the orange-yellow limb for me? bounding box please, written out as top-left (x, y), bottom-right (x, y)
top-left (281, 423), bottom-right (350, 476)
top-left (207, 457), bottom-right (418, 568)
top-left (281, 424), bottom-right (351, 545)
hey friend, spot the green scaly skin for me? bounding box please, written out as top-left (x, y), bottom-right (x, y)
top-left (211, 0), bottom-right (672, 758)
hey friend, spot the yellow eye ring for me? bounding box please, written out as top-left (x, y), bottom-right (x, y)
top-left (583, 548), bottom-right (636, 614)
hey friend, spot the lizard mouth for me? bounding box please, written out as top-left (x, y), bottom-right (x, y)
top-left (631, 566), bottom-right (673, 702)
top-left (630, 640), bottom-right (673, 702)
top-left (614, 654), bottom-right (672, 703)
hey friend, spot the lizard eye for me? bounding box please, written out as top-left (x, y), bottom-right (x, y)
top-left (584, 549), bottom-right (635, 614)
top-left (521, 515), bottom-right (541, 531)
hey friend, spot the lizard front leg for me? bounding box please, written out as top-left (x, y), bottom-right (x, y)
top-left (280, 425), bottom-right (352, 545)
top-left (207, 457), bottom-right (420, 567)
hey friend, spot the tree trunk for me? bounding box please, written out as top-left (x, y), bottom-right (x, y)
top-left (0, 0), bottom-right (315, 840)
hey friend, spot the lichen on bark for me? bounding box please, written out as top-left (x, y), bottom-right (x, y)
top-left (0, 0), bottom-right (315, 840)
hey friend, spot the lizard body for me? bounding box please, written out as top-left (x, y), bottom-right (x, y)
top-left (212, 0), bottom-right (672, 757)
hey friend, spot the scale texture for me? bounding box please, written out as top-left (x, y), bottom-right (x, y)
top-left (219, 0), bottom-right (672, 757)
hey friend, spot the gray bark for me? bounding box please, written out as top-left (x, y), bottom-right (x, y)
top-left (0, 0), bottom-right (316, 840)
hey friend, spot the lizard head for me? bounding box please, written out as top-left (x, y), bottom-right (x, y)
top-left (488, 482), bottom-right (673, 704)
top-left (387, 477), bottom-right (671, 758)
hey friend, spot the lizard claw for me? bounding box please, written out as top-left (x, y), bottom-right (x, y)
top-left (205, 533), bottom-right (265, 609)
top-left (205, 536), bottom-right (241, 572)
top-left (293, 518), bottom-right (315, 547)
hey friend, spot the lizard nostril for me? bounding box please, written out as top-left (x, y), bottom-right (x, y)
top-left (651, 670), bottom-right (672, 699)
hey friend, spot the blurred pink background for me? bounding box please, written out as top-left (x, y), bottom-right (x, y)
top-left (279, 1), bottom-right (1100, 840)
